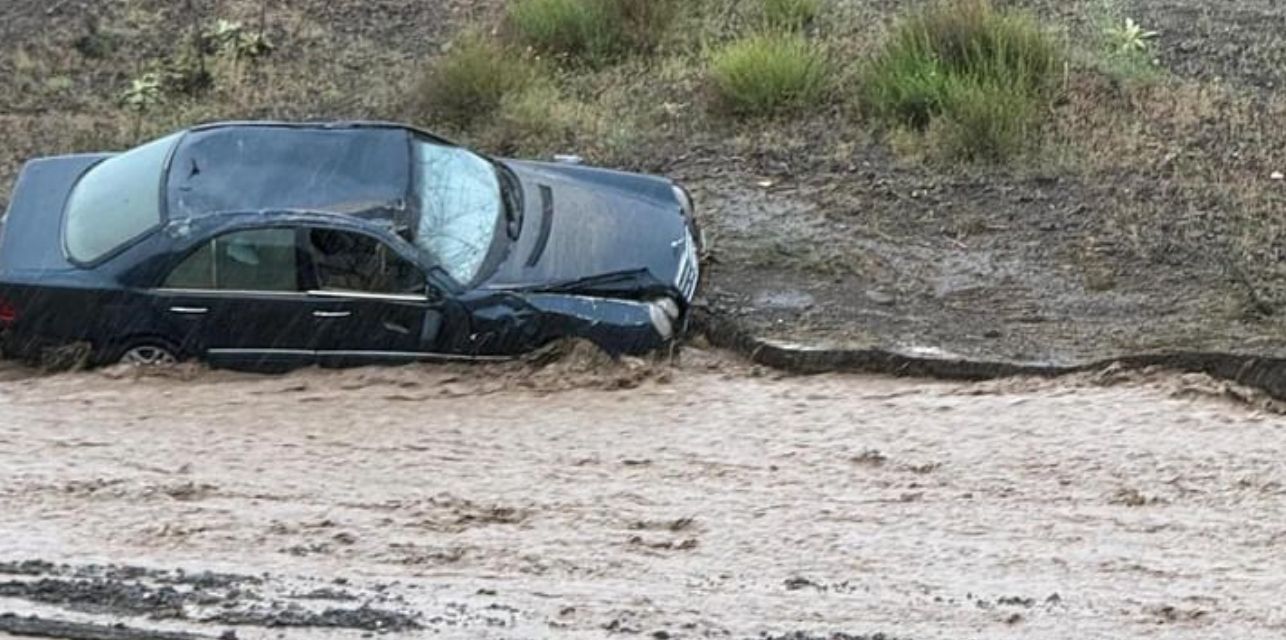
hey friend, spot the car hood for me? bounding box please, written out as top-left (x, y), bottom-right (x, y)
top-left (479, 160), bottom-right (695, 301)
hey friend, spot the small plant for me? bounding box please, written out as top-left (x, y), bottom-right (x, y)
top-left (861, 0), bottom-right (1061, 161)
top-left (761, 0), bottom-right (822, 32)
top-left (199, 19), bottom-right (274, 90)
top-left (120, 73), bottom-right (164, 112)
top-left (1105, 17), bottom-right (1158, 53)
top-left (120, 73), bottom-right (164, 139)
top-left (414, 36), bottom-right (547, 127)
top-left (709, 33), bottom-right (829, 116)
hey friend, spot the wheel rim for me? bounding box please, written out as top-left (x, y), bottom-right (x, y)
top-left (120, 345), bottom-right (177, 366)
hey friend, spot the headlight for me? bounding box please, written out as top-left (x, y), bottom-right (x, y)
top-left (672, 183), bottom-right (695, 221)
top-left (647, 299), bottom-right (677, 340)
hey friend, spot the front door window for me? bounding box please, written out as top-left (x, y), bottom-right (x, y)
top-left (305, 228), bottom-right (424, 296)
top-left (165, 228), bottom-right (300, 292)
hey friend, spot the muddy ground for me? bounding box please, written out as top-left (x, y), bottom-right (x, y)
top-left (2, 354), bottom-right (1286, 639)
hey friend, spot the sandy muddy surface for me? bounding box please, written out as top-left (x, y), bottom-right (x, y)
top-left (2, 353), bottom-right (1285, 639)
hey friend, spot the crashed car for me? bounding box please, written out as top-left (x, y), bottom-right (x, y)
top-left (0, 122), bottom-right (701, 368)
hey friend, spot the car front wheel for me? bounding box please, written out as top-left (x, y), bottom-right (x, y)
top-left (116, 342), bottom-right (180, 367)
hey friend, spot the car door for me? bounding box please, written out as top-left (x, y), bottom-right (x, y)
top-left (151, 226), bottom-right (326, 369)
top-left (301, 226), bottom-right (446, 366)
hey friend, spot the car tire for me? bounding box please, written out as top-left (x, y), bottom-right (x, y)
top-left (113, 338), bottom-right (181, 367)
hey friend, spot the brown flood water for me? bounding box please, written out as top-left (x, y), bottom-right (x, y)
top-left (1, 351), bottom-right (1284, 639)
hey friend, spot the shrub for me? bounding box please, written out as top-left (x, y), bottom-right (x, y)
top-left (861, 0), bottom-right (1061, 160)
top-left (709, 33), bottom-right (829, 116)
top-left (761, 0), bottom-right (822, 32)
top-left (506, 0), bottom-right (680, 64)
top-left (413, 36), bottom-right (543, 126)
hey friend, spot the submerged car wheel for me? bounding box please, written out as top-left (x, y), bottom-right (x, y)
top-left (118, 343), bottom-right (179, 367)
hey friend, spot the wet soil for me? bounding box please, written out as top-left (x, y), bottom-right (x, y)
top-left (3, 355), bottom-right (1286, 638)
top-left (686, 159), bottom-right (1286, 366)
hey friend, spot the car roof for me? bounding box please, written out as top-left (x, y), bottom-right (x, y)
top-left (162, 123), bottom-right (435, 230)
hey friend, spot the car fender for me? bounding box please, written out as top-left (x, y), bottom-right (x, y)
top-left (521, 293), bottom-right (666, 356)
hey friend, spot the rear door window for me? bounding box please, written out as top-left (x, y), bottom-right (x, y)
top-left (163, 228), bottom-right (300, 291)
top-left (305, 228), bottom-right (424, 296)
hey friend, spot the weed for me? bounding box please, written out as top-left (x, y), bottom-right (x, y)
top-left (1105, 17), bottom-right (1159, 54)
top-left (1092, 3), bottom-right (1163, 83)
top-left (413, 36), bottom-right (545, 127)
top-left (861, 0), bottom-right (1060, 161)
top-left (120, 73), bottom-right (164, 113)
top-left (709, 32), bottom-right (829, 117)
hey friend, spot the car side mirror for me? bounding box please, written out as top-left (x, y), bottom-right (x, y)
top-left (425, 282), bottom-right (444, 304)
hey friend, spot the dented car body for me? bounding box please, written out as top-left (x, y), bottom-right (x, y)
top-left (0, 122), bottom-right (701, 368)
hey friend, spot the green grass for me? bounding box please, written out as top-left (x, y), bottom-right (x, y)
top-left (709, 32), bottom-right (829, 117)
top-left (861, 0), bottom-right (1061, 161)
top-left (506, 0), bottom-right (680, 65)
top-left (411, 36), bottom-right (545, 126)
top-left (761, 0), bottom-right (822, 31)
top-left (927, 74), bottom-right (1040, 161)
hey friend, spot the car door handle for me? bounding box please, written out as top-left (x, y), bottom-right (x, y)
top-left (169, 306), bottom-right (209, 315)
top-left (313, 311), bottom-right (352, 319)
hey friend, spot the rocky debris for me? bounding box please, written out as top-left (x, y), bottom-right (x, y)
top-left (0, 562), bottom-right (421, 633)
top-left (207, 604), bottom-right (420, 632)
top-left (0, 614), bottom-right (225, 640)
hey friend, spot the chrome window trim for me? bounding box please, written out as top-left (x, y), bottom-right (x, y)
top-left (306, 289), bottom-right (430, 303)
top-left (206, 348), bottom-right (513, 362)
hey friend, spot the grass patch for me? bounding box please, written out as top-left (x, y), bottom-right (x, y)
top-left (506, 0), bottom-right (680, 65)
top-left (412, 35), bottom-right (546, 127)
top-left (709, 32), bottom-right (829, 117)
top-left (761, 0), bottom-right (822, 32)
top-left (861, 0), bottom-right (1062, 161)
top-left (483, 84), bottom-right (581, 155)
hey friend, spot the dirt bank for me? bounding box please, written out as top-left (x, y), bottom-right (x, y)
top-left (2, 354), bottom-right (1285, 639)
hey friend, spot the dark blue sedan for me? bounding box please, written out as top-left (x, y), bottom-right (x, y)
top-left (0, 122), bottom-right (700, 368)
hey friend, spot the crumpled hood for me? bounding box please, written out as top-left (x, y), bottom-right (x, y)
top-left (479, 160), bottom-right (693, 301)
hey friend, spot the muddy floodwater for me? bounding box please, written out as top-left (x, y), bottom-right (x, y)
top-left (1, 352), bottom-right (1285, 639)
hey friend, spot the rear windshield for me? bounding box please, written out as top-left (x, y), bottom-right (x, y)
top-left (166, 127), bottom-right (410, 221)
top-left (64, 133), bottom-right (180, 263)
